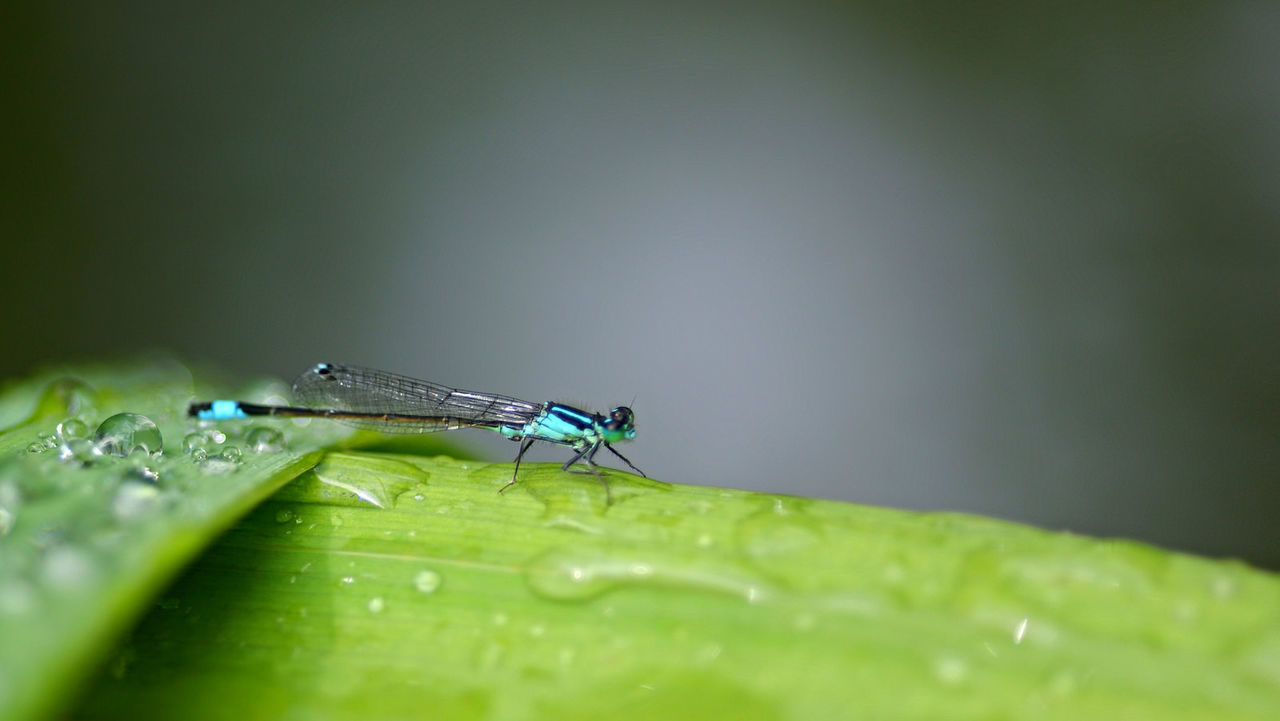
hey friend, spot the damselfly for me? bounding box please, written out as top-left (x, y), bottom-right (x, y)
top-left (188, 363), bottom-right (644, 501)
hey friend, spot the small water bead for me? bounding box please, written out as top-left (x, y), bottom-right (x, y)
top-left (39, 433), bottom-right (59, 450)
top-left (414, 569), bottom-right (442, 595)
top-left (524, 547), bottom-right (769, 604)
top-left (183, 429), bottom-right (228, 454)
top-left (122, 462), bottom-right (161, 484)
top-left (198, 446), bottom-right (244, 473)
top-left (246, 427), bottom-right (284, 453)
top-left (27, 442), bottom-right (46, 454)
top-left (57, 418), bottom-right (90, 442)
top-left (94, 413), bottom-right (163, 457)
top-left (59, 438), bottom-right (102, 464)
top-left (197, 459), bottom-right (235, 474)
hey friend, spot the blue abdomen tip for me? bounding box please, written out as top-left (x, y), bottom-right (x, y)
top-left (200, 400), bottom-right (248, 420)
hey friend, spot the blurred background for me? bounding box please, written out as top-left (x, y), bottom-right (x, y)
top-left (3, 3), bottom-right (1276, 568)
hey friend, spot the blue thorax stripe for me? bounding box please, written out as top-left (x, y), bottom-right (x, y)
top-left (546, 404), bottom-right (596, 431)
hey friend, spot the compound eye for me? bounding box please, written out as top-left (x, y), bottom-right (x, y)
top-left (611, 407), bottom-right (634, 425)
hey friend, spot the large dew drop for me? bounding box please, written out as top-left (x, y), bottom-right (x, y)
top-left (94, 413), bottom-right (163, 457)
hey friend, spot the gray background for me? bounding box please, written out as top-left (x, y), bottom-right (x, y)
top-left (4, 3), bottom-right (1277, 568)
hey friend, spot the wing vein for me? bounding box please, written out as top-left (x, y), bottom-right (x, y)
top-left (289, 363), bottom-right (542, 434)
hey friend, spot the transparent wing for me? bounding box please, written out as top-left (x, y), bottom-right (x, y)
top-left (291, 363), bottom-right (543, 434)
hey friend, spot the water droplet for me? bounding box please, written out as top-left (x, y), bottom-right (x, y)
top-left (182, 432), bottom-right (207, 454)
top-left (94, 413), bottom-right (163, 457)
top-left (341, 576), bottom-right (355, 585)
top-left (196, 451), bottom-right (241, 474)
top-left (687, 500), bottom-right (714, 514)
top-left (194, 445), bottom-right (244, 474)
top-left (368, 597), bottom-right (385, 613)
top-left (58, 438), bottom-right (102, 464)
top-left (56, 418), bottom-right (90, 441)
top-left (523, 547), bottom-right (768, 603)
top-left (26, 442), bottom-right (47, 454)
top-left (39, 433), bottom-right (59, 449)
top-left (121, 462), bottom-right (160, 484)
top-left (199, 457), bottom-right (236, 474)
top-left (246, 427), bottom-right (285, 453)
top-left (311, 453), bottom-right (430, 509)
top-left (414, 569), bottom-right (442, 594)
top-left (275, 509), bottom-right (295, 523)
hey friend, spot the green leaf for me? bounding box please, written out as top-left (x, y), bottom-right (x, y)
top-left (3, 361), bottom-right (1279, 720)
top-left (0, 360), bottom-right (342, 721)
top-left (80, 456), bottom-right (1280, 719)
